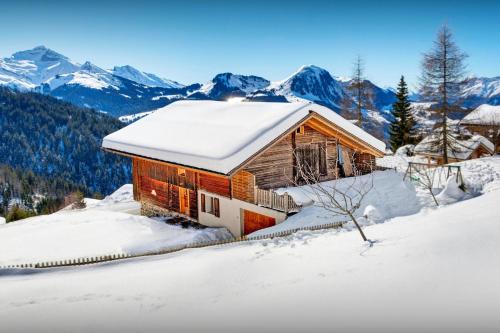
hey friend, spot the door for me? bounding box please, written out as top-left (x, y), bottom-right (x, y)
top-left (179, 187), bottom-right (190, 216)
top-left (243, 210), bottom-right (276, 235)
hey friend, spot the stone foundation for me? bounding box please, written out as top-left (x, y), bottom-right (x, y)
top-left (140, 201), bottom-right (196, 222)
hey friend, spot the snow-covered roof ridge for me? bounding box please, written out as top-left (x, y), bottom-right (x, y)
top-left (414, 132), bottom-right (494, 160)
top-left (461, 104), bottom-right (500, 125)
top-left (102, 100), bottom-right (385, 174)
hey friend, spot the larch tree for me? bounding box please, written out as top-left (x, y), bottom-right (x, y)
top-left (389, 76), bottom-right (416, 151)
top-left (419, 25), bottom-right (468, 164)
top-left (347, 56), bottom-right (372, 129)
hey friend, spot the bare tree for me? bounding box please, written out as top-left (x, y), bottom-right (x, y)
top-left (290, 146), bottom-right (374, 243)
top-left (345, 56), bottom-right (373, 129)
top-left (420, 25), bottom-right (468, 164)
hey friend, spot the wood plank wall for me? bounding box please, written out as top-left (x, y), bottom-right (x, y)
top-left (232, 170), bottom-right (256, 202)
top-left (133, 158), bottom-right (231, 219)
top-left (243, 124), bottom-right (339, 189)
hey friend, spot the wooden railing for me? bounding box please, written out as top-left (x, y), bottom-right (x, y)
top-left (254, 187), bottom-right (301, 214)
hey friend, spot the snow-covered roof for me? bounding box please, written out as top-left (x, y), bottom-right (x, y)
top-left (102, 100), bottom-right (385, 174)
top-left (414, 133), bottom-right (494, 160)
top-left (461, 104), bottom-right (500, 126)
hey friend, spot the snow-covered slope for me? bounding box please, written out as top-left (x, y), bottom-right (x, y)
top-left (112, 65), bottom-right (184, 89)
top-left (461, 76), bottom-right (500, 107)
top-left (0, 184), bottom-right (232, 266)
top-left (1, 157), bottom-right (499, 333)
top-left (1, 46), bottom-right (80, 88)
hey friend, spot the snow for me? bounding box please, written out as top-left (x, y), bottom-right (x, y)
top-left (461, 76), bottom-right (500, 99)
top-left (461, 104), bottom-right (500, 125)
top-left (112, 65), bottom-right (184, 89)
top-left (1, 170), bottom-right (500, 332)
top-left (118, 111), bottom-right (154, 123)
top-left (102, 100), bottom-right (386, 174)
top-left (414, 133), bottom-right (495, 160)
top-left (0, 216), bottom-right (5, 225)
top-left (0, 185), bottom-right (232, 266)
top-left (253, 170), bottom-right (422, 236)
top-left (1, 46), bottom-right (80, 88)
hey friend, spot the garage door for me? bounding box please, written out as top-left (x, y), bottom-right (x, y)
top-left (243, 210), bottom-right (276, 235)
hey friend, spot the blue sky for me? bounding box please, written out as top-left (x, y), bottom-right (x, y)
top-left (1, 0), bottom-right (499, 88)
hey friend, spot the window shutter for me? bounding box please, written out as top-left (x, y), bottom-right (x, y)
top-left (201, 193), bottom-right (206, 212)
top-left (214, 198), bottom-right (220, 217)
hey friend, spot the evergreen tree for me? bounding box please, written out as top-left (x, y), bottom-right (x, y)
top-left (389, 76), bottom-right (416, 151)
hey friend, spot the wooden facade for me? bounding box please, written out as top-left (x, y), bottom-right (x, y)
top-left (132, 158), bottom-right (231, 220)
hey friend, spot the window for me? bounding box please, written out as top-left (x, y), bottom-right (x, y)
top-left (201, 193), bottom-right (220, 218)
top-left (296, 143), bottom-right (327, 179)
top-left (296, 126), bottom-right (305, 135)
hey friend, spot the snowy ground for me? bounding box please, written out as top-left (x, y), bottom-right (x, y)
top-left (1, 157), bottom-right (499, 332)
top-left (0, 185), bottom-right (232, 266)
top-left (1, 183), bottom-right (499, 332)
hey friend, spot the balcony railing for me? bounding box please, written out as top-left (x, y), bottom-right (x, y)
top-left (254, 187), bottom-right (301, 214)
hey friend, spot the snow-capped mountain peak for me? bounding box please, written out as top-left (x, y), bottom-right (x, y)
top-left (268, 64), bottom-right (345, 108)
top-left (112, 65), bottom-right (184, 89)
top-left (198, 72), bottom-right (270, 100)
top-left (80, 61), bottom-right (108, 74)
top-left (3, 46), bottom-right (80, 86)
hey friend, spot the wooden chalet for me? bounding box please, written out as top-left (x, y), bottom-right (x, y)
top-left (460, 104), bottom-right (500, 153)
top-left (102, 101), bottom-right (385, 236)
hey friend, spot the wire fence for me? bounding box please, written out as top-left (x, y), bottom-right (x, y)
top-left (0, 220), bottom-right (347, 270)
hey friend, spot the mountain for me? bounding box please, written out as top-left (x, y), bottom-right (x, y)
top-left (461, 76), bottom-right (500, 108)
top-left (196, 73), bottom-right (270, 100)
top-left (0, 86), bottom-right (130, 195)
top-left (112, 65), bottom-right (184, 89)
top-left (256, 65), bottom-right (346, 110)
top-left (0, 46), bottom-right (193, 117)
top-left (0, 46), bottom-right (79, 90)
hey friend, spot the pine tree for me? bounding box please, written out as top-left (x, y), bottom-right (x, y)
top-left (389, 76), bottom-right (416, 151)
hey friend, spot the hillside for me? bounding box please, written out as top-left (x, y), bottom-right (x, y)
top-left (0, 87), bottom-right (130, 195)
top-left (1, 156), bottom-right (499, 333)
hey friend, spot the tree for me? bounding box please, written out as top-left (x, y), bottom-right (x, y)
top-left (389, 76), bottom-right (416, 151)
top-left (70, 190), bottom-right (86, 209)
top-left (345, 56), bottom-right (373, 129)
top-left (290, 147), bottom-right (374, 244)
top-left (420, 25), bottom-right (468, 164)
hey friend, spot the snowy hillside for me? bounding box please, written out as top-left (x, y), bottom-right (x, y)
top-left (0, 185), bottom-right (232, 266)
top-left (112, 65), bottom-right (184, 89)
top-left (461, 76), bottom-right (500, 107)
top-left (1, 156), bottom-right (500, 333)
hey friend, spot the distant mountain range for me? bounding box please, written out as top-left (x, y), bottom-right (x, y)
top-left (1, 46), bottom-right (499, 140)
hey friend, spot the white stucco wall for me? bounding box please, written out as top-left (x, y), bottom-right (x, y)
top-left (197, 190), bottom-right (287, 237)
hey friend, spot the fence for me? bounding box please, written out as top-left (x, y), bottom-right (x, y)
top-left (0, 220), bottom-right (347, 270)
top-left (254, 187), bottom-right (300, 214)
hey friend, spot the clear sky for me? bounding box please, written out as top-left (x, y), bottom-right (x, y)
top-left (1, 0), bottom-right (499, 89)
